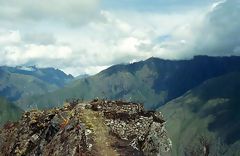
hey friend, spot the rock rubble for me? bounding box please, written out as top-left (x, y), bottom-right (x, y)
top-left (0, 99), bottom-right (171, 156)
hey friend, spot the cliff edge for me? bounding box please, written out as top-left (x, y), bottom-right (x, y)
top-left (0, 99), bottom-right (171, 156)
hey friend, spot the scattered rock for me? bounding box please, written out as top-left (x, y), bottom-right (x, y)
top-left (0, 99), bottom-right (171, 156)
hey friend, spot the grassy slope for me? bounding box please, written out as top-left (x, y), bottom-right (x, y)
top-left (19, 65), bottom-right (164, 109)
top-left (0, 72), bottom-right (58, 101)
top-left (80, 109), bottom-right (118, 156)
top-left (0, 98), bottom-right (23, 126)
top-left (0, 66), bottom-right (73, 103)
top-left (19, 56), bottom-right (240, 110)
top-left (159, 72), bottom-right (240, 156)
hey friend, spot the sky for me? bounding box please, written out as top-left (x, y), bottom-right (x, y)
top-left (0, 0), bottom-right (239, 76)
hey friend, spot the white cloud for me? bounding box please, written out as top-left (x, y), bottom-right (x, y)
top-left (1, 42), bottom-right (73, 67)
top-left (22, 33), bottom-right (56, 45)
top-left (189, 0), bottom-right (240, 56)
top-left (0, 0), bottom-right (100, 25)
top-left (0, 0), bottom-right (239, 76)
top-left (0, 30), bottom-right (21, 45)
top-left (210, 0), bottom-right (227, 11)
top-left (0, 8), bottom-right (205, 75)
top-left (23, 44), bottom-right (72, 60)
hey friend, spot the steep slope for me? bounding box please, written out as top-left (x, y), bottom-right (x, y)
top-left (20, 56), bottom-right (240, 110)
top-left (159, 72), bottom-right (240, 156)
top-left (0, 97), bottom-right (23, 126)
top-left (0, 66), bottom-right (73, 102)
top-left (0, 99), bottom-right (171, 156)
top-left (1, 66), bottom-right (73, 87)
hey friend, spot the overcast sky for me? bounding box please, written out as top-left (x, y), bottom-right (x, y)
top-left (0, 0), bottom-right (239, 76)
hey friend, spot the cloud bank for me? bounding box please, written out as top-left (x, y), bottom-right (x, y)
top-left (192, 0), bottom-right (240, 55)
top-left (0, 0), bottom-right (239, 76)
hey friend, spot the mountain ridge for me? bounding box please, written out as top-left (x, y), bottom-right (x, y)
top-left (19, 55), bottom-right (240, 110)
top-left (0, 66), bottom-right (73, 102)
top-left (159, 71), bottom-right (240, 156)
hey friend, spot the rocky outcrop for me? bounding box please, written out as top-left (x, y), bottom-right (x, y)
top-left (0, 99), bottom-right (171, 156)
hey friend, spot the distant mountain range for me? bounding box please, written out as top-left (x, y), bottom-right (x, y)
top-left (18, 55), bottom-right (240, 110)
top-left (1, 56), bottom-right (240, 155)
top-left (0, 66), bottom-right (73, 102)
top-left (0, 66), bottom-right (73, 126)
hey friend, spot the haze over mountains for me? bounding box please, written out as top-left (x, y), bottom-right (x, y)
top-left (0, 66), bottom-right (73, 102)
top-left (17, 55), bottom-right (240, 110)
top-left (160, 72), bottom-right (240, 155)
top-left (0, 0), bottom-right (239, 155)
top-left (1, 55), bottom-right (240, 155)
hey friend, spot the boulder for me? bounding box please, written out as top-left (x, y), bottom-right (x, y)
top-left (0, 99), bottom-right (171, 156)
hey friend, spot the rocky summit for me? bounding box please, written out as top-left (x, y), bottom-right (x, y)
top-left (0, 99), bottom-right (171, 156)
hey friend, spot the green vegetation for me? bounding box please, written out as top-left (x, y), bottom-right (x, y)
top-left (0, 66), bottom-right (73, 103)
top-left (19, 65), bottom-right (165, 110)
top-left (0, 97), bottom-right (23, 126)
top-left (0, 73), bottom-right (58, 100)
top-left (2, 56), bottom-right (240, 155)
top-left (159, 72), bottom-right (240, 156)
top-left (20, 56), bottom-right (240, 110)
top-left (80, 109), bottom-right (118, 156)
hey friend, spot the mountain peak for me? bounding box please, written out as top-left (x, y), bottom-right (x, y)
top-left (16, 65), bottom-right (38, 72)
